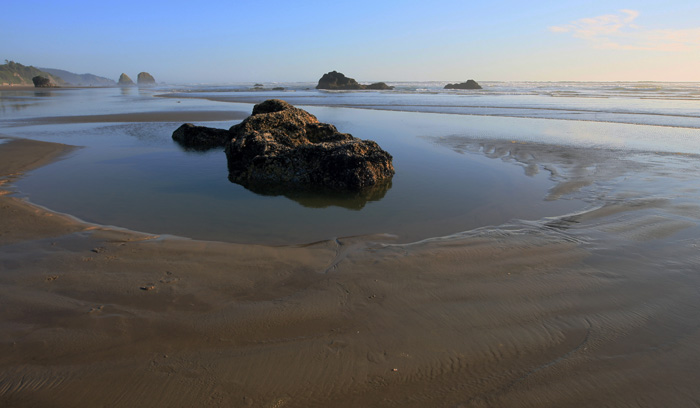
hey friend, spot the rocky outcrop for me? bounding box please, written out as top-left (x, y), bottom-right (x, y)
top-left (32, 76), bottom-right (58, 88)
top-left (172, 99), bottom-right (394, 190)
top-left (172, 123), bottom-right (231, 151)
top-left (444, 80), bottom-right (482, 90)
top-left (137, 72), bottom-right (156, 86)
top-left (316, 71), bottom-right (362, 90)
top-left (118, 73), bottom-right (135, 86)
top-left (364, 82), bottom-right (393, 90)
top-left (316, 71), bottom-right (394, 90)
top-left (225, 99), bottom-right (394, 190)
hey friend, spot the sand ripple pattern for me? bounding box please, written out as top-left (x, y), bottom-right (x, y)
top-left (2, 138), bottom-right (700, 407)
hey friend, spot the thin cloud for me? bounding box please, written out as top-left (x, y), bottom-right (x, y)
top-left (549, 10), bottom-right (700, 51)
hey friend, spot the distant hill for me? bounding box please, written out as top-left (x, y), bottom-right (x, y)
top-left (0, 61), bottom-right (66, 86)
top-left (40, 67), bottom-right (116, 87)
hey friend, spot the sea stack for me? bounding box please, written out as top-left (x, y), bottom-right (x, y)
top-left (32, 76), bottom-right (58, 88)
top-left (316, 71), bottom-right (394, 90)
top-left (444, 80), bottom-right (482, 90)
top-left (137, 72), bottom-right (156, 86)
top-left (118, 73), bottom-right (135, 86)
top-left (317, 71), bottom-right (363, 90)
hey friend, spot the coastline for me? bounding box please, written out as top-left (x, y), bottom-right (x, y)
top-left (0, 138), bottom-right (87, 244)
top-left (0, 85), bottom-right (40, 91)
top-left (0, 85), bottom-right (117, 91)
top-left (2, 135), bottom-right (700, 407)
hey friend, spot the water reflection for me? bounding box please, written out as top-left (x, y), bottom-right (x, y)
top-left (33, 90), bottom-right (55, 97)
top-left (234, 178), bottom-right (392, 210)
top-left (174, 136), bottom-right (393, 209)
top-left (0, 99), bottom-right (34, 114)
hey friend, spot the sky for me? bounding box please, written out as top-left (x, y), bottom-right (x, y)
top-left (2, 0), bottom-right (699, 83)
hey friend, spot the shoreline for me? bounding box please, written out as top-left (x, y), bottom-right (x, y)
top-left (0, 85), bottom-right (118, 91)
top-left (2, 135), bottom-right (700, 406)
top-left (4, 77), bottom-right (700, 406)
top-left (155, 92), bottom-right (700, 131)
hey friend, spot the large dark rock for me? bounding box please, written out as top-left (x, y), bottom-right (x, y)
top-left (137, 72), bottom-right (156, 86)
top-left (118, 73), bottom-right (135, 86)
top-left (316, 71), bottom-right (362, 90)
top-left (172, 123), bottom-right (231, 151)
top-left (316, 71), bottom-right (394, 90)
top-left (444, 80), bottom-right (482, 90)
top-left (32, 76), bottom-right (58, 88)
top-left (225, 99), bottom-right (394, 190)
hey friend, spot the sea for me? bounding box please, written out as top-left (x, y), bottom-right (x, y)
top-left (1, 81), bottom-right (699, 244)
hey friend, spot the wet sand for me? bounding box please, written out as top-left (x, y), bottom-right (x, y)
top-left (2, 135), bottom-right (700, 407)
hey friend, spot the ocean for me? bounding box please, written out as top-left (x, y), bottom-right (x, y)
top-left (168, 80), bottom-right (700, 128)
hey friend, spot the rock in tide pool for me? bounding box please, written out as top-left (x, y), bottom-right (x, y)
top-left (444, 79), bottom-right (482, 90)
top-left (172, 99), bottom-right (394, 191)
top-left (172, 123), bottom-right (231, 151)
top-left (225, 99), bottom-right (395, 190)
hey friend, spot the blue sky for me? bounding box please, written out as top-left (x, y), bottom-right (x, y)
top-left (2, 0), bottom-right (699, 83)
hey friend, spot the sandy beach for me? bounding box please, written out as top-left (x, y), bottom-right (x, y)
top-left (2, 127), bottom-right (700, 407)
top-left (5, 0), bottom-right (700, 403)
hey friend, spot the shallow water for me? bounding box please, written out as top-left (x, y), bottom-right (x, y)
top-left (1, 111), bottom-right (578, 244)
top-left (1, 85), bottom-right (699, 245)
top-left (2, 84), bottom-right (700, 407)
top-left (165, 80), bottom-right (700, 128)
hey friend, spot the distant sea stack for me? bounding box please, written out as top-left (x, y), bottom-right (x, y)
top-left (364, 82), bottom-right (393, 90)
top-left (32, 76), bottom-right (59, 88)
top-left (316, 71), bottom-right (394, 90)
top-left (137, 72), bottom-right (156, 86)
top-left (118, 73), bottom-right (135, 86)
top-left (444, 80), bottom-right (482, 90)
